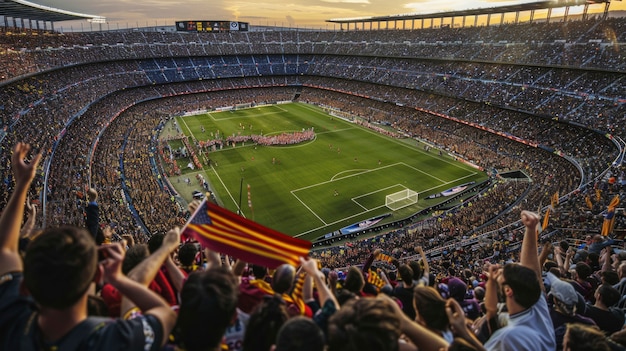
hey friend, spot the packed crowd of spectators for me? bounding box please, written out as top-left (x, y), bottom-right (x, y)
top-left (2, 147), bottom-right (625, 350)
top-left (0, 13), bottom-right (625, 351)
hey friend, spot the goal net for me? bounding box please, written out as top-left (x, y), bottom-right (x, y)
top-left (385, 189), bottom-right (418, 211)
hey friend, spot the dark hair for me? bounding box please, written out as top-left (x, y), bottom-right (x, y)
top-left (271, 264), bottom-right (295, 295)
top-left (327, 297), bottom-right (401, 351)
top-left (242, 295), bottom-right (289, 351)
top-left (398, 264), bottom-right (414, 285)
top-left (251, 264), bottom-right (268, 279)
top-left (596, 284), bottom-right (621, 307)
top-left (564, 323), bottom-right (610, 351)
top-left (274, 316), bottom-right (325, 351)
top-left (343, 266), bottom-right (365, 293)
top-left (177, 266), bottom-right (239, 351)
top-left (575, 262), bottom-right (592, 280)
top-left (122, 244), bottom-right (149, 275)
top-left (544, 261), bottom-right (558, 272)
top-left (502, 263), bottom-right (541, 309)
top-left (408, 261), bottom-right (422, 281)
top-left (24, 226), bottom-right (97, 309)
top-left (147, 233), bottom-right (164, 254)
top-left (449, 337), bottom-right (482, 351)
top-left (601, 271), bottom-right (619, 286)
top-left (413, 286), bottom-right (449, 332)
top-left (178, 242), bottom-right (198, 267)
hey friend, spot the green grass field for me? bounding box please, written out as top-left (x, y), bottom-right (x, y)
top-left (165, 103), bottom-right (487, 241)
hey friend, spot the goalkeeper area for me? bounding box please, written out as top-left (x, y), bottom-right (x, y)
top-left (386, 189), bottom-right (419, 211)
top-left (162, 102), bottom-right (487, 241)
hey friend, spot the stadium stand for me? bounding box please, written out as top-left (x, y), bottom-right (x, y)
top-left (0, 1), bottom-right (625, 350)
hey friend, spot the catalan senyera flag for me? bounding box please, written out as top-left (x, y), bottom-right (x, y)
top-left (182, 200), bottom-right (311, 269)
top-left (585, 195), bottom-right (593, 210)
top-left (367, 269), bottom-right (386, 290)
top-left (376, 252), bottom-right (394, 264)
top-left (601, 195), bottom-right (621, 236)
top-left (289, 272), bottom-right (307, 315)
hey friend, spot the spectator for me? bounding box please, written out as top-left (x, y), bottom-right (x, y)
top-left (393, 264), bottom-right (416, 320)
top-left (0, 142), bottom-right (175, 350)
top-left (563, 323), bottom-right (611, 351)
top-left (85, 187), bottom-right (99, 239)
top-left (545, 273), bottom-right (596, 351)
top-left (272, 316), bottom-right (325, 351)
top-left (327, 295), bottom-right (447, 351)
top-left (175, 266), bottom-right (239, 351)
top-left (482, 211), bottom-right (555, 350)
top-left (582, 284), bottom-right (624, 335)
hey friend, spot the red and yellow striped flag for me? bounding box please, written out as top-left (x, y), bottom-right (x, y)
top-left (585, 195), bottom-right (593, 210)
top-left (290, 272), bottom-right (307, 315)
top-left (376, 252), bottom-right (394, 263)
top-left (368, 269), bottom-right (386, 290)
top-left (182, 200), bottom-right (311, 268)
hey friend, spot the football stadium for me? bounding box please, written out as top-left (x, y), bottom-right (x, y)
top-left (0, 0), bottom-right (625, 350)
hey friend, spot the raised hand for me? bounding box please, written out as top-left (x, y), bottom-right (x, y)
top-left (11, 142), bottom-right (42, 187)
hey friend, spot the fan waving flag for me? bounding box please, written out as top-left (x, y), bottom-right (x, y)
top-left (182, 200), bottom-right (311, 268)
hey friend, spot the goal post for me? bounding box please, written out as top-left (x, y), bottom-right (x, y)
top-left (385, 189), bottom-right (418, 211)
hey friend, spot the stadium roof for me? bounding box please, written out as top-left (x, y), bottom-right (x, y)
top-left (0, 0), bottom-right (105, 22)
top-left (328, 0), bottom-right (613, 23)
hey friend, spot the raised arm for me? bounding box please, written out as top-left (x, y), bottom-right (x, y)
top-left (101, 243), bottom-right (176, 347)
top-left (0, 143), bottom-right (41, 276)
top-left (378, 294), bottom-right (448, 351)
top-left (300, 257), bottom-right (339, 309)
top-left (120, 227), bottom-right (180, 315)
top-left (417, 246), bottom-right (430, 284)
top-left (519, 210), bottom-right (542, 284)
top-left (19, 198), bottom-right (37, 239)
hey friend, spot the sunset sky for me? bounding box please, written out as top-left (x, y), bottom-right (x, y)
top-left (33, 0), bottom-right (626, 31)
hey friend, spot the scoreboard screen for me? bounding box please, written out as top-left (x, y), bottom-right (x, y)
top-left (175, 21), bottom-right (249, 32)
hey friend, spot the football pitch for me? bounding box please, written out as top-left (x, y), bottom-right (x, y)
top-left (166, 102), bottom-right (487, 241)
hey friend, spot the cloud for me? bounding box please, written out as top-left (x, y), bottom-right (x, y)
top-left (320, 0), bottom-right (370, 3)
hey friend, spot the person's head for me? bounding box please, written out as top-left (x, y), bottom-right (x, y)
top-left (177, 266), bottom-right (239, 351)
top-left (398, 264), bottom-right (414, 286)
top-left (272, 264), bottom-right (296, 295)
top-left (251, 264), bottom-right (268, 280)
top-left (147, 233), bottom-right (165, 254)
top-left (87, 188), bottom-right (98, 202)
top-left (122, 244), bottom-right (149, 275)
top-left (343, 266), bottom-right (365, 293)
top-left (592, 235), bottom-right (605, 244)
top-left (448, 337), bottom-right (482, 351)
top-left (500, 263), bottom-right (541, 309)
top-left (549, 278), bottom-right (578, 316)
top-left (243, 295), bottom-right (290, 351)
top-left (327, 297), bottom-right (401, 351)
top-left (563, 323), bottom-right (610, 351)
top-left (408, 260), bottom-right (422, 281)
top-left (447, 277), bottom-right (468, 302)
top-left (178, 242), bottom-right (199, 267)
top-left (594, 284), bottom-right (621, 308)
top-left (23, 226), bottom-right (97, 309)
top-left (473, 286), bottom-right (485, 302)
top-left (413, 286), bottom-right (449, 332)
top-left (601, 271), bottom-right (619, 286)
top-left (575, 262), bottom-right (592, 280)
top-left (272, 316), bottom-right (325, 351)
